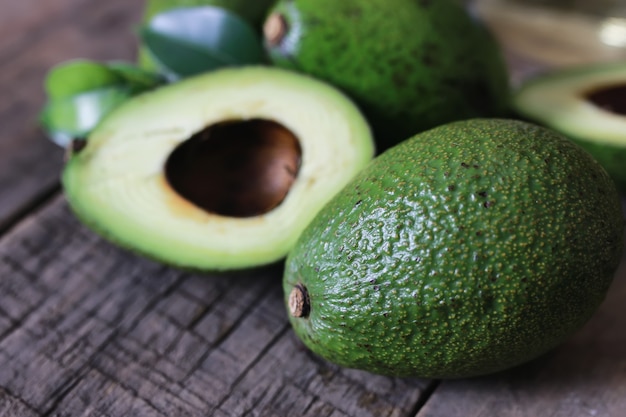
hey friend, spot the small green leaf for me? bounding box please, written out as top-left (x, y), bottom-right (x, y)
top-left (139, 6), bottom-right (266, 78)
top-left (108, 61), bottom-right (168, 92)
top-left (40, 60), bottom-right (167, 147)
top-left (44, 60), bottom-right (123, 99)
top-left (40, 88), bottom-right (132, 147)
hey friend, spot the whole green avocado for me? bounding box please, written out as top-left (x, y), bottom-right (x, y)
top-left (283, 119), bottom-right (624, 378)
top-left (264, 0), bottom-right (511, 150)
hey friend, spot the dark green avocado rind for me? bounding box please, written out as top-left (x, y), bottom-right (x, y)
top-left (568, 138), bottom-right (626, 192)
top-left (284, 119), bottom-right (624, 378)
top-left (266, 0), bottom-right (511, 151)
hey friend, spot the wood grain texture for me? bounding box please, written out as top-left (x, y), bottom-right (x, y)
top-left (0, 0), bottom-right (143, 232)
top-left (0, 197), bottom-right (426, 416)
top-left (2, 1), bottom-right (626, 416)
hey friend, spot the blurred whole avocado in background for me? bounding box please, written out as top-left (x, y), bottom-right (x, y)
top-left (264, 0), bottom-right (511, 150)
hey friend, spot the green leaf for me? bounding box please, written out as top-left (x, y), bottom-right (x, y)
top-left (44, 60), bottom-right (123, 99)
top-left (40, 60), bottom-right (167, 147)
top-left (40, 88), bottom-right (132, 147)
top-left (107, 61), bottom-right (168, 93)
top-left (139, 6), bottom-right (266, 78)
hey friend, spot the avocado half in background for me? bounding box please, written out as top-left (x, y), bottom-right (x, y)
top-left (62, 66), bottom-right (374, 271)
top-left (514, 61), bottom-right (626, 191)
top-left (263, 0), bottom-right (511, 151)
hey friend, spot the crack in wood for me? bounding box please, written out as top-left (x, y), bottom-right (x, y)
top-left (0, 186), bottom-right (61, 239)
top-left (409, 380), bottom-right (440, 417)
top-left (214, 323), bottom-right (292, 413)
top-left (0, 386), bottom-right (40, 416)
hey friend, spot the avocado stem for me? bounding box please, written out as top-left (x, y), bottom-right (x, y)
top-left (289, 284), bottom-right (310, 318)
top-left (264, 13), bottom-right (288, 47)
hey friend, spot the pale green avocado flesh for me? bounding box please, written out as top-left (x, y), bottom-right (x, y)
top-left (63, 66), bottom-right (374, 271)
top-left (284, 118), bottom-right (624, 378)
top-left (514, 61), bottom-right (626, 191)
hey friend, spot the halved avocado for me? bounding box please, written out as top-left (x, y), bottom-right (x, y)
top-left (514, 61), bottom-right (626, 191)
top-left (63, 66), bottom-right (374, 271)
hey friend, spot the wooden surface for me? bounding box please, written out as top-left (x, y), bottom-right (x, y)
top-left (0, 1), bottom-right (625, 416)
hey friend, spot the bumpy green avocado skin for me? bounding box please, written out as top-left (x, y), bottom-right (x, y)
top-left (140, 0), bottom-right (277, 69)
top-left (569, 139), bottom-right (626, 192)
top-left (265, 0), bottom-right (510, 150)
top-left (284, 119), bottom-right (624, 378)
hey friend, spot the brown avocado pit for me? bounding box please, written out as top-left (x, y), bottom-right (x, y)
top-left (165, 118), bottom-right (302, 218)
top-left (585, 84), bottom-right (626, 115)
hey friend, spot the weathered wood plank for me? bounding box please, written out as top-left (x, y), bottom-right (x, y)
top-left (0, 0), bottom-right (74, 54)
top-left (3, 3), bottom-right (626, 416)
top-left (0, 198), bottom-right (427, 416)
top-left (417, 218), bottom-right (626, 417)
top-left (0, 0), bottom-right (143, 232)
top-left (0, 0), bottom-right (132, 55)
top-left (0, 387), bottom-right (39, 417)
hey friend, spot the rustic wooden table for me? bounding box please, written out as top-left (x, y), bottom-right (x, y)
top-left (1, 1), bottom-right (625, 416)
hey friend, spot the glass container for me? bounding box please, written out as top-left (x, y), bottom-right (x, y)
top-left (471, 0), bottom-right (626, 69)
